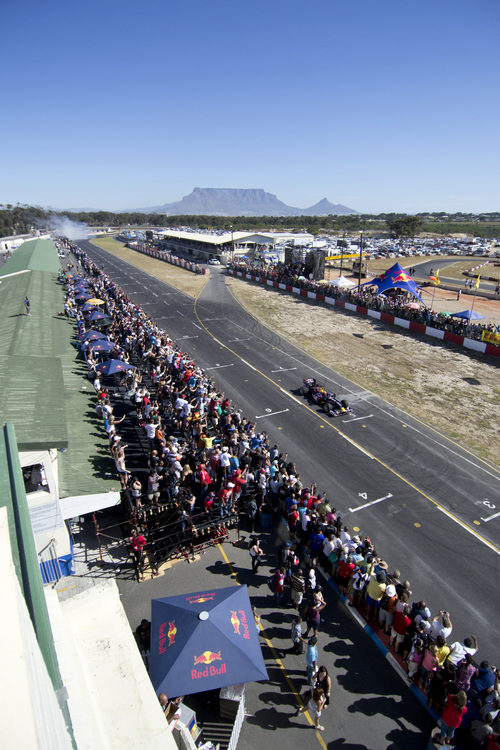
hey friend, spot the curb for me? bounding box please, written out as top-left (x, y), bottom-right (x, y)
top-left (229, 269), bottom-right (500, 357)
top-left (320, 567), bottom-right (440, 725)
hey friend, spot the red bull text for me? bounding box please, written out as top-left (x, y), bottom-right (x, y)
top-left (192, 650), bottom-right (226, 680)
top-left (231, 609), bottom-right (250, 640)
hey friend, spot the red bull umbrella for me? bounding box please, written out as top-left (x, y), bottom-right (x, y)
top-left (95, 358), bottom-right (135, 375)
top-left (150, 585), bottom-right (268, 698)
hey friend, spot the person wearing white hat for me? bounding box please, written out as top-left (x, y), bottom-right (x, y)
top-left (219, 445), bottom-right (231, 481)
top-left (378, 584), bottom-right (398, 634)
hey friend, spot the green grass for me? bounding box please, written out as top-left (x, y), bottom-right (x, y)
top-left (439, 260), bottom-right (500, 281)
top-left (90, 235), bottom-right (126, 252)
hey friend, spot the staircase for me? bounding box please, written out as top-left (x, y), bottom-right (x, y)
top-left (200, 721), bottom-right (233, 749)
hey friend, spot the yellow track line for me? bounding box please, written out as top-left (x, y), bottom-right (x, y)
top-left (195, 290), bottom-right (500, 556)
top-left (217, 544), bottom-right (327, 749)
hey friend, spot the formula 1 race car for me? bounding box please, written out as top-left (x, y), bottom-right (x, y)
top-left (301, 377), bottom-right (351, 417)
top-left (301, 377), bottom-right (318, 397)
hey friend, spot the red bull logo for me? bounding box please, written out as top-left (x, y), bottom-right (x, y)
top-left (167, 620), bottom-right (177, 647)
top-left (230, 611), bottom-right (241, 635)
top-left (392, 272), bottom-right (412, 283)
top-left (193, 650), bottom-right (222, 666)
top-left (192, 650), bottom-right (226, 680)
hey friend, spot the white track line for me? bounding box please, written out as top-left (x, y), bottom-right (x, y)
top-left (348, 494), bottom-right (393, 513)
top-left (255, 408), bottom-right (289, 419)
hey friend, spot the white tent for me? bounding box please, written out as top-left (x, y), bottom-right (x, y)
top-left (329, 275), bottom-right (356, 288)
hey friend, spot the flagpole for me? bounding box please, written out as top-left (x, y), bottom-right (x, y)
top-left (428, 269), bottom-right (439, 310)
top-left (430, 283), bottom-right (436, 310)
top-left (470, 281), bottom-right (479, 316)
top-left (467, 277), bottom-right (480, 337)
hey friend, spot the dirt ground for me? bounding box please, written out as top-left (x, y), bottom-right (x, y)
top-left (90, 239), bottom-right (500, 464)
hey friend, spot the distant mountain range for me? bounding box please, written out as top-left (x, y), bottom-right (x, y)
top-left (127, 188), bottom-right (357, 216)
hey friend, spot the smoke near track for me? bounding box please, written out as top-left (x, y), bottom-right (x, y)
top-left (46, 214), bottom-right (89, 240)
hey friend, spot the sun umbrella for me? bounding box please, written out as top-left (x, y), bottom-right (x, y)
top-left (80, 329), bottom-right (108, 342)
top-left (82, 302), bottom-right (98, 312)
top-left (86, 298), bottom-right (105, 305)
top-left (88, 310), bottom-right (111, 322)
top-left (451, 310), bottom-right (485, 321)
top-left (150, 585), bottom-right (268, 698)
top-left (86, 339), bottom-right (115, 353)
top-left (95, 359), bottom-right (135, 375)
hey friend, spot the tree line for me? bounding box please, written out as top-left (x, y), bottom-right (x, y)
top-left (1, 204), bottom-right (500, 240)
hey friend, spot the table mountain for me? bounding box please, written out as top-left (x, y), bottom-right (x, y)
top-left (137, 188), bottom-right (357, 216)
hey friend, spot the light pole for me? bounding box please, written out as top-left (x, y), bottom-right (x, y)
top-left (339, 229), bottom-right (346, 277)
top-left (230, 224), bottom-right (234, 262)
top-left (357, 231), bottom-right (364, 292)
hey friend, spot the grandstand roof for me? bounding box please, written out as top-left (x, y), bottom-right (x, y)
top-left (157, 229), bottom-right (271, 245)
top-left (0, 238), bottom-right (61, 275)
top-left (0, 240), bottom-right (118, 495)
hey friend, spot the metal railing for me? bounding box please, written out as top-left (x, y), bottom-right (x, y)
top-left (38, 538), bottom-right (63, 585)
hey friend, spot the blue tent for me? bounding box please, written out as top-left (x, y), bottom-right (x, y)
top-left (451, 310), bottom-right (485, 321)
top-left (362, 262), bottom-right (423, 302)
top-left (150, 585), bottom-right (268, 698)
top-left (95, 359), bottom-right (135, 375)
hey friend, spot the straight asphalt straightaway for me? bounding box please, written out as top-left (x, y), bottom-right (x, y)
top-left (78, 240), bottom-right (500, 659)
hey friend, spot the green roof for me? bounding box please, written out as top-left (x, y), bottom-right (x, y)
top-left (0, 239), bottom-right (119, 496)
top-left (0, 238), bottom-right (61, 275)
top-left (0, 355), bottom-right (67, 450)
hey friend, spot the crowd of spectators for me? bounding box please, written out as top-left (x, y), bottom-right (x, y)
top-left (62, 240), bottom-right (285, 577)
top-left (60, 240), bottom-right (499, 747)
top-left (228, 260), bottom-right (499, 343)
top-left (269, 498), bottom-right (500, 747)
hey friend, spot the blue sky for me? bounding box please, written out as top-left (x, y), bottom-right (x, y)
top-left (2, 0), bottom-right (499, 213)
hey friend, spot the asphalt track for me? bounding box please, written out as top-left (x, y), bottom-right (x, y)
top-left (78, 240), bottom-right (500, 660)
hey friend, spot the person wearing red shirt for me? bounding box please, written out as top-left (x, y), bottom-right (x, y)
top-left (218, 484), bottom-right (233, 516)
top-left (337, 557), bottom-right (355, 595)
top-left (288, 505), bottom-right (299, 535)
top-left (435, 691), bottom-right (468, 745)
top-left (275, 567), bottom-right (285, 606)
top-left (230, 468), bottom-right (247, 502)
top-left (198, 463), bottom-right (211, 501)
top-left (390, 605), bottom-right (411, 654)
top-left (130, 528), bottom-right (147, 580)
